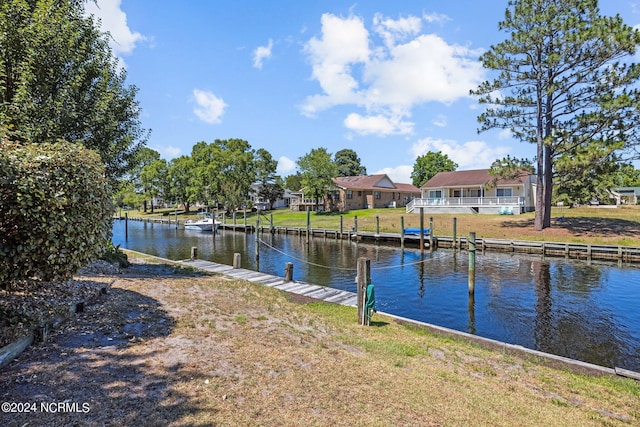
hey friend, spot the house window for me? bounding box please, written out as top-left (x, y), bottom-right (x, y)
top-left (469, 189), bottom-right (482, 197)
top-left (497, 188), bottom-right (513, 197)
top-left (357, 191), bottom-right (362, 196)
top-left (346, 190), bottom-right (353, 199)
top-left (429, 190), bottom-right (442, 198)
top-left (453, 190), bottom-right (461, 197)
top-left (374, 191), bottom-right (381, 199)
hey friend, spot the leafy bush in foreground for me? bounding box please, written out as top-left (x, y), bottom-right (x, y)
top-left (0, 140), bottom-right (112, 286)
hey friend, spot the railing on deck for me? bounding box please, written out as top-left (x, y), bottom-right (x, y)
top-left (407, 197), bottom-right (524, 212)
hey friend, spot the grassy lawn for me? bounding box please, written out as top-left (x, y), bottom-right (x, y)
top-left (3, 255), bottom-right (637, 426)
top-left (137, 205), bottom-right (640, 246)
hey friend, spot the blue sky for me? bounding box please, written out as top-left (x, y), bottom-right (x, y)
top-left (85, 0), bottom-right (640, 184)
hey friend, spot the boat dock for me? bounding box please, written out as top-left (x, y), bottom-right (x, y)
top-left (117, 216), bottom-right (640, 263)
top-left (176, 258), bottom-right (358, 307)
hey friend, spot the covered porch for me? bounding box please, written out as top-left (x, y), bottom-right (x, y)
top-left (406, 196), bottom-right (526, 214)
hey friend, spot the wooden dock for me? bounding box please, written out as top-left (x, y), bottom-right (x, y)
top-left (176, 259), bottom-right (358, 307)
top-left (117, 216), bottom-right (640, 263)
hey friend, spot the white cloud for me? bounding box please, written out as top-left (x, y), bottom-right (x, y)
top-left (150, 145), bottom-right (181, 159)
top-left (192, 89), bottom-right (227, 124)
top-left (375, 165), bottom-right (413, 184)
top-left (410, 137), bottom-right (511, 170)
top-left (432, 114), bottom-right (447, 127)
top-left (344, 113), bottom-right (414, 136)
top-left (253, 39), bottom-right (274, 69)
top-left (301, 13), bottom-right (484, 136)
top-left (84, 0), bottom-right (147, 57)
top-left (423, 12), bottom-right (451, 24)
top-left (373, 13), bottom-right (422, 48)
top-left (277, 156), bottom-right (297, 175)
top-left (498, 128), bottom-right (512, 140)
top-left (364, 34), bottom-right (484, 107)
top-left (302, 13), bottom-right (370, 116)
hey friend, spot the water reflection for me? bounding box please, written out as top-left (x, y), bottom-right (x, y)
top-left (113, 220), bottom-right (640, 371)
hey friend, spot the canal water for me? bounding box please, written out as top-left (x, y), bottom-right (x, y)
top-left (112, 220), bottom-right (640, 372)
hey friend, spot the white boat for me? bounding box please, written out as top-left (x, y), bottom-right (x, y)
top-left (184, 212), bottom-right (221, 232)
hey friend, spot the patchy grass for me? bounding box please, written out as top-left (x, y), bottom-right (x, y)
top-left (2, 256), bottom-right (638, 426)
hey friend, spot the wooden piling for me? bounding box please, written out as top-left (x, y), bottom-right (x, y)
top-left (400, 216), bottom-right (405, 250)
top-left (125, 212), bottom-right (129, 240)
top-left (255, 218), bottom-right (260, 268)
top-left (284, 262), bottom-right (294, 282)
top-left (429, 216), bottom-right (434, 251)
top-left (468, 232), bottom-right (476, 295)
top-left (339, 215), bottom-right (343, 240)
top-left (419, 208), bottom-right (425, 252)
top-left (191, 246), bottom-right (198, 260)
top-left (356, 257), bottom-right (371, 326)
top-left (306, 207), bottom-right (311, 243)
top-left (233, 253), bottom-right (241, 269)
top-left (452, 217), bottom-right (457, 251)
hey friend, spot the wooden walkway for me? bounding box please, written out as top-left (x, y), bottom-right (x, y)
top-left (177, 259), bottom-right (358, 307)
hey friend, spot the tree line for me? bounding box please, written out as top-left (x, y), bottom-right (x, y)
top-left (117, 146), bottom-right (370, 213)
top-left (4, 0), bottom-right (640, 287)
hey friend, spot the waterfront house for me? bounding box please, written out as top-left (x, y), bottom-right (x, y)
top-left (289, 174), bottom-right (420, 212)
top-left (408, 169), bottom-right (536, 214)
top-left (610, 187), bottom-right (640, 205)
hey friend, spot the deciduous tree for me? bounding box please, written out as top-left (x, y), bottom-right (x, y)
top-left (411, 151), bottom-right (457, 188)
top-left (0, 0), bottom-right (148, 182)
top-left (297, 147), bottom-right (337, 210)
top-left (254, 148), bottom-right (283, 210)
top-left (334, 148), bottom-right (366, 177)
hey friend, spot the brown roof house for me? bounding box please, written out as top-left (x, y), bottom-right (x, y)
top-left (290, 174), bottom-right (420, 212)
top-left (410, 169), bottom-right (536, 214)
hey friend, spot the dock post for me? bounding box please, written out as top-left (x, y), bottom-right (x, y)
top-left (233, 253), bottom-right (241, 269)
top-left (400, 216), bottom-right (405, 251)
top-left (376, 216), bottom-right (380, 236)
top-left (125, 212), bottom-right (129, 240)
top-left (356, 257), bottom-right (371, 326)
top-left (429, 216), bottom-right (434, 252)
top-left (191, 247), bottom-right (198, 260)
top-left (453, 217), bottom-right (457, 251)
top-left (306, 207), bottom-right (311, 244)
top-left (255, 218), bottom-right (260, 268)
top-left (468, 232), bottom-right (476, 295)
top-left (339, 215), bottom-right (343, 240)
top-left (284, 262), bottom-right (294, 282)
top-left (419, 208), bottom-right (425, 252)
top-left (354, 216), bottom-right (358, 239)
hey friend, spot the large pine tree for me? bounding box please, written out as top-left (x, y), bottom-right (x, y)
top-left (472, 0), bottom-right (640, 230)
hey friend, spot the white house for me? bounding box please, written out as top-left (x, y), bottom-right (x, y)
top-left (407, 169), bottom-right (536, 215)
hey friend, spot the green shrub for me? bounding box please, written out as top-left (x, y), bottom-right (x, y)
top-left (0, 140), bottom-right (112, 285)
top-left (100, 243), bottom-right (130, 268)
